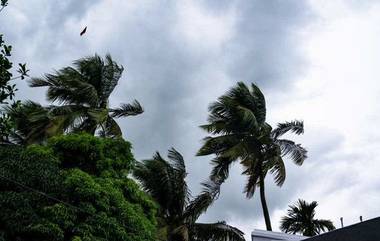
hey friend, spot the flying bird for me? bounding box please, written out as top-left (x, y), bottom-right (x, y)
top-left (80, 26), bottom-right (87, 36)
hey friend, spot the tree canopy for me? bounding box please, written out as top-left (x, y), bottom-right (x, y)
top-left (0, 134), bottom-right (157, 241)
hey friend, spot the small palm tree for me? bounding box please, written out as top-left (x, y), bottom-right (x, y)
top-left (28, 54), bottom-right (143, 138)
top-left (280, 199), bottom-right (335, 236)
top-left (133, 148), bottom-right (245, 241)
top-left (197, 82), bottom-right (307, 231)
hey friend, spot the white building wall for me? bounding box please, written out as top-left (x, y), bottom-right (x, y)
top-left (252, 230), bottom-right (307, 241)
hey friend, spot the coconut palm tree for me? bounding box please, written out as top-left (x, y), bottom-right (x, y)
top-left (197, 82), bottom-right (307, 231)
top-left (133, 148), bottom-right (245, 241)
top-left (280, 199), bottom-right (335, 236)
top-left (28, 54), bottom-right (143, 138)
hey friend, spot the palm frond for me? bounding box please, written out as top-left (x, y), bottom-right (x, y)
top-left (276, 139), bottom-right (307, 165)
top-left (199, 121), bottom-right (229, 135)
top-left (29, 77), bottom-right (55, 87)
top-left (168, 147), bottom-right (186, 173)
top-left (314, 219), bottom-right (335, 233)
top-left (103, 116), bottom-right (122, 138)
top-left (110, 100), bottom-right (144, 118)
top-left (197, 134), bottom-right (241, 156)
top-left (237, 105), bottom-right (259, 130)
top-left (133, 153), bottom-right (174, 216)
top-left (99, 54), bottom-right (124, 105)
top-left (250, 83), bottom-right (266, 124)
top-left (30, 66), bottom-right (100, 106)
top-left (184, 180), bottom-right (221, 224)
top-left (209, 156), bottom-right (235, 183)
top-left (267, 155), bottom-right (286, 187)
top-left (47, 80), bottom-right (99, 106)
top-left (4, 101), bottom-right (62, 144)
top-left (272, 120), bottom-right (304, 139)
top-left (242, 158), bottom-right (263, 198)
top-left (167, 148), bottom-right (191, 214)
top-left (134, 149), bottom-right (190, 220)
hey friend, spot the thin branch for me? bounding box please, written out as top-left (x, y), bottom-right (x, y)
top-left (10, 75), bottom-right (23, 81)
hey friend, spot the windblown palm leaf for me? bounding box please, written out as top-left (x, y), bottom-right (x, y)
top-left (280, 199), bottom-right (335, 236)
top-left (3, 101), bottom-right (75, 144)
top-left (197, 82), bottom-right (307, 231)
top-left (134, 148), bottom-right (245, 241)
top-left (27, 54), bottom-right (143, 140)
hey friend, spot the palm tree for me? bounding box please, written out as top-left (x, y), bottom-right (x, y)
top-left (133, 148), bottom-right (245, 241)
top-left (28, 54), bottom-right (143, 138)
top-left (280, 199), bottom-right (335, 236)
top-left (197, 82), bottom-right (307, 231)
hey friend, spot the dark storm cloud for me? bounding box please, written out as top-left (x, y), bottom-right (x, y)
top-left (224, 0), bottom-right (314, 90)
top-left (1, 0), bottom-right (315, 234)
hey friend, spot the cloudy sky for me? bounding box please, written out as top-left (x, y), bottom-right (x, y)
top-left (2, 0), bottom-right (380, 239)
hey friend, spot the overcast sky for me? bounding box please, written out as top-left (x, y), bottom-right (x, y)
top-left (2, 0), bottom-right (380, 239)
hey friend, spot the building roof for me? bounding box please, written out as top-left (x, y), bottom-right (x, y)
top-left (252, 229), bottom-right (306, 241)
top-left (304, 217), bottom-right (380, 241)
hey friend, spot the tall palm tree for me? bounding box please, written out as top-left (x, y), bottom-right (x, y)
top-left (28, 54), bottom-right (143, 138)
top-left (280, 199), bottom-right (335, 236)
top-left (133, 148), bottom-right (245, 241)
top-left (197, 82), bottom-right (307, 231)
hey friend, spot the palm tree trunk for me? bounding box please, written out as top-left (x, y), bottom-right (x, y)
top-left (259, 173), bottom-right (272, 231)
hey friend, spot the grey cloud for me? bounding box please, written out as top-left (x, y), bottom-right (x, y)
top-left (224, 0), bottom-right (314, 90)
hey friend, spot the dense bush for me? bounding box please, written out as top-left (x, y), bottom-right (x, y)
top-left (0, 134), bottom-right (157, 241)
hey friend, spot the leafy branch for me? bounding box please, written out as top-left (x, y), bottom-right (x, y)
top-left (0, 0), bottom-right (8, 13)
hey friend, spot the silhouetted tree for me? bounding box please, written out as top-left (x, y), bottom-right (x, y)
top-left (197, 82), bottom-right (307, 230)
top-left (280, 199), bottom-right (335, 236)
top-left (134, 148), bottom-right (245, 241)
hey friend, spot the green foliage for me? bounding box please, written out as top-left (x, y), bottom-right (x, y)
top-left (0, 134), bottom-right (157, 241)
top-left (49, 133), bottom-right (134, 177)
top-left (0, 2), bottom-right (30, 143)
top-left (134, 148), bottom-right (245, 241)
top-left (280, 199), bottom-right (335, 236)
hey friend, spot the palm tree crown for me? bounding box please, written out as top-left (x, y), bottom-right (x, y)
top-left (27, 54), bottom-right (143, 139)
top-left (280, 199), bottom-right (335, 236)
top-left (133, 148), bottom-right (245, 241)
top-left (197, 82), bottom-right (307, 230)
